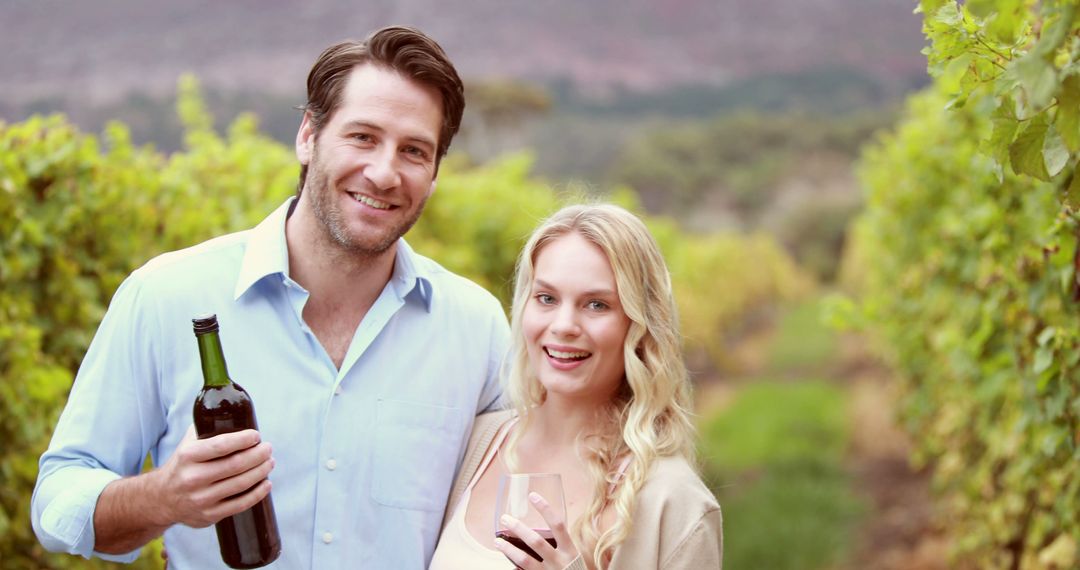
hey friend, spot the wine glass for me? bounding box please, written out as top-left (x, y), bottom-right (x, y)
top-left (494, 473), bottom-right (566, 568)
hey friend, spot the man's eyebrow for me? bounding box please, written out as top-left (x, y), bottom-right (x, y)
top-left (342, 120), bottom-right (384, 133)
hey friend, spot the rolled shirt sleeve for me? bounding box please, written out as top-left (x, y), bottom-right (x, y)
top-left (30, 466), bottom-right (137, 561)
top-left (31, 272), bottom-right (165, 561)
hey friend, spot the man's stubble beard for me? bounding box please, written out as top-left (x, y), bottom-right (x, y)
top-left (305, 147), bottom-right (429, 259)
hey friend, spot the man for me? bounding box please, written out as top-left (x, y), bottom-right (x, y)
top-left (31, 26), bottom-right (509, 569)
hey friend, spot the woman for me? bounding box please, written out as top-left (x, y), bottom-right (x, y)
top-left (430, 204), bottom-right (722, 569)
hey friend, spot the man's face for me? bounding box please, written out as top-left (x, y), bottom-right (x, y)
top-left (295, 64), bottom-right (443, 256)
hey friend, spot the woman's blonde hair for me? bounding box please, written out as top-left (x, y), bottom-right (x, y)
top-left (504, 203), bottom-right (696, 569)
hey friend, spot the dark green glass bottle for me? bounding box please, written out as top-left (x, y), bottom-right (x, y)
top-left (192, 314), bottom-right (282, 569)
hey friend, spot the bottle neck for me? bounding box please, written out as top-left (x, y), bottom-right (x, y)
top-left (196, 332), bottom-right (232, 388)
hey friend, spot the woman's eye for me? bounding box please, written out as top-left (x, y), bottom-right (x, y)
top-left (587, 300), bottom-right (609, 311)
top-left (536, 294), bottom-right (556, 305)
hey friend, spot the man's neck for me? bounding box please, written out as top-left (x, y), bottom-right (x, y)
top-left (284, 200), bottom-right (397, 304)
top-left (283, 202), bottom-right (397, 369)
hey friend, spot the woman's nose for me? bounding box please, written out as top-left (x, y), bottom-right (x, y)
top-left (549, 306), bottom-right (581, 337)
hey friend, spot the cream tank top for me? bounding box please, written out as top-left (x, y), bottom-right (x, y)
top-left (429, 419), bottom-right (517, 570)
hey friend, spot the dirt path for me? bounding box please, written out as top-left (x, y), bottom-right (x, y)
top-left (839, 337), bottom-right (949, 570)
top-left (697, 319), bottom-right (951, 569)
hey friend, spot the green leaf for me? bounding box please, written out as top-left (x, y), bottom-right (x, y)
top-left (986, 99), bottom-right (1020, 168)
top-left (1056, 76), bottom-right (1080, 152)
top-left (1010, 116), bottom-right (1052, 181)
top-left (1034, 345), bottom-right (1054, 373)
top-left (1066, 165), bottom-right (1080, 208)
top-left (1043, 125), bottom-right (1070, 178)
top-left (1037, 326), bottom-right (1056, 346)
top-left (1013, 54), bottom-right (1058, 109)
top-left (1033, 3), bottom-right (1077, 58)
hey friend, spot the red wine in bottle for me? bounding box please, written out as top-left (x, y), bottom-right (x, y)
top-left (192, 314), bottom-right (282, 569)
top-left (495, 529), bottom-right (557, 567)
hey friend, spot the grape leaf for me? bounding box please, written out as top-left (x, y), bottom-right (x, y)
top-left (1066, 165), bottom-right (1080, 208)
top-left (1044, 125), bottom-right (1071, 178)
top-left (1010, 116), bottom-right (1052, 180)
top-left (1056, 76), bottom-right (1080, 152)
top-left (1013, 54), bottom-right (1059, 109)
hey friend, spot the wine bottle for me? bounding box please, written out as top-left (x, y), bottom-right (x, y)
top-left (192, 313), bottom-right (282, 568)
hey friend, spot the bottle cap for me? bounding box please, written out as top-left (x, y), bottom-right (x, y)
top-left (192, 313), bottom-right (219, 334)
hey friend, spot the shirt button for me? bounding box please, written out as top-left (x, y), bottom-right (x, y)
top-left (326, 459), bottom-right (337, 471)
top-left (334, 385), bottom-right (342, 396)
top-left (322, 532), bottom-right (334, 544)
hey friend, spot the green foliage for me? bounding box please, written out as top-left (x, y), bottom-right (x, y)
top-left (764, 299), bottom-right (839, 376)
top-left (699, 381), bottom-right (862, 570)
top-left (845, 2), bottom-right (1080, 565)
top-left (1, 78), bottom-right (806, 567)
top-left (606, 110), bottom-right (886, 281)
top-left (609, 111), bottom-right (885, 218)
top-left (662, 228), bottom-right (812, 368)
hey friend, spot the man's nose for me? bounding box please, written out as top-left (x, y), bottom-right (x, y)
top-left (364, 148), bottom-right (402, 191)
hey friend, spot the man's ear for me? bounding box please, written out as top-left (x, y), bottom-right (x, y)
top-left (428, 179), bottom-right (437, 196)
top-left (295, 112), bottom-right (315, 165)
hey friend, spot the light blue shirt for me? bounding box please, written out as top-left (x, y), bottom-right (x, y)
top-left (31, 198), bottom-right (510, 569)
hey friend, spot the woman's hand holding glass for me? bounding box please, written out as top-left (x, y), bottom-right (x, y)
top-left (493, 474), bottom-right (581, 570)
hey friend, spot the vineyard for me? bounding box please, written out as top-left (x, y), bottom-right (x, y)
top-left (842, 0), bottom-right (1080, 567)
top-left (1, 1), bottom-right (1078, 568)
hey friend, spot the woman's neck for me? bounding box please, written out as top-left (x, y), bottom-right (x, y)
top-left (521, 396), bottom-right (614, 451)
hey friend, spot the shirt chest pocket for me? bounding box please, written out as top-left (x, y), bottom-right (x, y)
top-left (372, 398), bottom-right (465, 511)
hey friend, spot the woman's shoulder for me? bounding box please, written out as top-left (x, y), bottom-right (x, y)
top-left (611, 455), bottom-right (722, 568)
top-left (639, 455), bottom-right (720, 513)
top-left (468, 409), bottom-right (515, 447)
top-left (473, 409), bottom-right (515, 432)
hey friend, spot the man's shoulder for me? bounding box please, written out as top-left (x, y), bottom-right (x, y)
top-left (130, 229), bottom-right (251, 288)
top-left (409, 249), bottom-right (504, 312)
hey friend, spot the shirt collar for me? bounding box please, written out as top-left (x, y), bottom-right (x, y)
top-left (234, 198), bottom-right (294, 300)
top-left (234, 197), bottom-right (434, 312)
top-left (391, 238), bottom-right (435, 312)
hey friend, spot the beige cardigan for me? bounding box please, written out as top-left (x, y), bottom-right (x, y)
top-left (442, 411), bottom-right (723, 569)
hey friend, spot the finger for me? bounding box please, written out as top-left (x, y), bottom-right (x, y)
top-left (494, 536), bottom-right (539, 570)
top-left (501, 515), bottom-right (556, 559)
top-left (208, 479), bottom-right (273, 522)
top-left (205, 456), bottom-right (275, 503)
top-left (529, 492), bottom-right (572, 546)
top-left (187, 429), bottom-right (262, 462)
top-left (216, 442), bottom-right (273, 478)
top-left (184, 441), bottom-right (272, 490)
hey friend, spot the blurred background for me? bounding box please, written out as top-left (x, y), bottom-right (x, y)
top-left (3, 1), bottom-right (1077, 569)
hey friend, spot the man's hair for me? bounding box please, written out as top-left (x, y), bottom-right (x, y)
top-left (297, 26), bottom-right (465, 192)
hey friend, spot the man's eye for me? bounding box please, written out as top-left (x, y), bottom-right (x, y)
top-left (403, 146), bottom-right (430, 160)
top-left (352, 133), bottom-right (374, 143)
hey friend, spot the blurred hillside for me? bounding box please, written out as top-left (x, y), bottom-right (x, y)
top-left (2, 0), bottom-right (924, 106)
top-left (0, 0), bottom-right (928, 281)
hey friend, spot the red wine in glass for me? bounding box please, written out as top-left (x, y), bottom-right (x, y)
top-left (494, 473), bottom-right (566, 569)
top-left (495, 528), bottom-right (557, 564)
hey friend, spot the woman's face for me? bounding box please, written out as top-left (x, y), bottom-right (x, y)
top-left (522, 232), bottom-right (632, 405)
